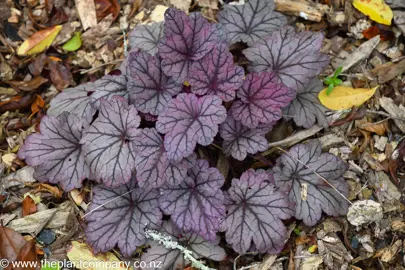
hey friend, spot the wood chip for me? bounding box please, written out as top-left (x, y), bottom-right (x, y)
top-left (341, 35), bottom-right (380, 72)
top-left (7, 202), bottom-right (72, 234)
top-left (169, 0), bottom-right (191, 12)
top-left (74, 0), bottom-right (97, 30)
top-left (274, 0), bottom-right (328, 22)
top-left (379, 96), bottom-right (405, 133)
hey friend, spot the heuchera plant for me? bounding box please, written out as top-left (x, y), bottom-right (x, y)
top-left (18, 1), bottom-right (349, 268)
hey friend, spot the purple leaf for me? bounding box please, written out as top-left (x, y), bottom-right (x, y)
top-left (158, 8), bottom-right (219, 83)
top-left (18, 113), bottom-right (89, 191)
top-left (127, 51), bottom-right (183, 116)
top-left (159, 159), bottom-right (225, 241)
top-left (189, 43), bottom-right (244, 102)
top-left (133, 128), bottom-right (196, 188)
top-left (218, 0), bottom-right (287, 46)
top-left (220, 115), bottom-right (271, 161)
top-left (85, 179), bottom-right (162, 257)
top-left (80, 97), bottom-right (141, 187)
top-left (283, 78), bottom-right (329, 128)
top-left (90, 74), bottom-right (129, 109)
top-left (120, 49), bottom-right (139, 76)
top-left (48, 82), bottom-right (96, 123)
top-left (223, 169), bottom-right (293, 254)
top-left (141, 221), bottom-right (225, 270)
top-left (243, 26), bottom-right (330, 90)
top-left (272, 140), bottom-right (349, 226)
top-left (129, 22), bottom-right (164, 56)
top-left (230, 71), bottom-right (295, 128)
top-left (156, 93), bottom-right (227, 162)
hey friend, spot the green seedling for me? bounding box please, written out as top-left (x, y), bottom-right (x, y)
top-left (324, 66), bottom-right (343, 95)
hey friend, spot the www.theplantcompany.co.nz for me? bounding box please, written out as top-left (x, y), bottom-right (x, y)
top-left (0, 258), bottom-right (163, 269)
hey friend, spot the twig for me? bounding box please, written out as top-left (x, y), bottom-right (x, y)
top-left (79, 59), bottom-right (124, 74)
top-left (234, 252), bottom-right (257, 270)
top-left (262, 125), bottom-right (323, 156)
top-left (81, 188), bottom-right (137, 219)
top-left (276, 147), bottom-right (353, 205)
top-left (238, 263), bottom-right (261, 270)
top-left (366, 110), bottom-right (405, 121)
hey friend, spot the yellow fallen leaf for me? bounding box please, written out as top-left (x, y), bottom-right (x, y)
top-left (318, 85), bottom-right (378, 110)
top-left (67, 241), bottom-right (131, 270)
top-left (353, 0), bottom-right (393, 25)
top-left (17, 25), bottom-right (62, 56)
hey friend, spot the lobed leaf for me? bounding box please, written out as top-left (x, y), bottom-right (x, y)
top-left (223, 169), bottom-right (293, 254)
top-left (156, 93), bottom-right (227, 162)
top-left (85, 179), bottom-right (162, 257)
top-left (159, 160), bottom-right (225, 240)
top-left (128, 22), bottom-right (164, 55)
top-left (141, 221), bottom-right (225, 270)
top-left (272, 140), bottom-right (349, 226)
top-left (133, 128), bottom-right (196, 188)
top-left (18, 113), bottom-right (89, 191)
top-left (189, 43), bottom-right (244, 102)
top-left (220, 115), bottom-right (271, 160)
top-left (218, 0), bottom-right (287, 46)
top-left (89, 74), bottom-right (129, 109)
top-left (243, 26), bottom-right (330, 90)
top-left (80, 97), bottom-right (140, 187)
top-left (283, 78), bottom-right (329, 128)
top-left (230, 71), bottom-right (295, 128)
top-left (127, 51), bottom-right (183, 116)
top-left (48, 82), bottom-right (96, 123)
top-left (158, 8), bottom-right (220, 83)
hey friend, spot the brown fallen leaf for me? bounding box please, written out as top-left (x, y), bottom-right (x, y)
top-left (0, 94), bottom-right (35, 113)
top-left (95, 0), bottom-right (120, 21)
top-left (28, 53), bottom-right (47, 77)
top-left (47, 57), bottom-right (72, 90)
top-left (5, 77), bottom-right (48, 92)
top-left (22, 196), bottom-right (37, 217)
top-left (0, 226), bottom-right (27, 265)
top-left (15, 240), bottom-right (38, 270)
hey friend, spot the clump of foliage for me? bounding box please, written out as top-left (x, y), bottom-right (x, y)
top-left (18, 0), bottom-right (349, 268)
top-left (324, 66), bottom-right (343, 95)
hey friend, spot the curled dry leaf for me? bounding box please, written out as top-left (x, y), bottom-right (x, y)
top-left (17, 25), bottom-right (62, 56)
top-left (6, 77), bottom-right (48, 92)
top-left (95, 0), bottom-right (121, 21)
top-left (22, 195), bottom-right (37, 217)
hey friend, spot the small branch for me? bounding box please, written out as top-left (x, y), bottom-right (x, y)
top-left (262, 125), bottom-right (323, 156)
top-left (366, 110), bottom-right (405, 121)
top-left (234, 252), bottom-right (258, 270)
top-left (79, 59), bottom-right (124, 74)
top-left (276, 146), bottom-right (353, 205)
